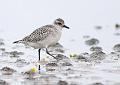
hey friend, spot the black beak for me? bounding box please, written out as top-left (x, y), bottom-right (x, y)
top-left (63, 25), bottom-right (70, 29)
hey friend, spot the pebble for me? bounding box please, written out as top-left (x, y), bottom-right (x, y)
top-left (115, 24), bottom-right (120, 29)
top-left (61, 62), bottom-right (72, 66)
top-left (90, 46), bottom-right (103, 52)
top-left (55, 54), bottom-right (68, 60)
top-left (113, 44), bottom-right (120, 52)
top-left (0, 80), bottom-right (8, 85)
top-left (46, 68), bottom-right (56, 71)
top-left (83, 35), bottom-right (90, 39)
top-left (48, 43), bottom-right (65, 53)
top-left (114, 32), bottom-right (120, 36)
top-left (0, 39), bottom-right (5, 46)
top-left (10, 51), bottom-right (24, 55)
top-left (85, 38), bottom-right (99, 46)
top-left (54, 48), bottom-right (65, 53)
top-left (90, 51), bottom-right (106, 60)
top-left (0, 66), bottom-right (16, 75)
top-left (89, 82), bottom-right (104, 85)
top-left (0, 48), bottom-right (5, 51)
top-left (57, 80), bottom-right (68, 85)
top-left (46, 62), bottom-right (58, 67)
top-left (0, 42), bottom-right (5, 46)
top-left (46, 62), bottom-right (58, 71)
top-left (9, 51), bottom-right (24, 58)
top-left (94, 26), bottom-right (102, 30)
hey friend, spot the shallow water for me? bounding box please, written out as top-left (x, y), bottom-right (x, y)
top-left (0, 27), bottom-right (120, 85)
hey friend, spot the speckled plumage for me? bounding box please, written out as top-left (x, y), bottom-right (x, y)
top-left (13, 18), bottom-right (69, 49)
top-left (13, 18), bottom-right (69, 71)
top-left (22, 25), bottom-right (55, 42)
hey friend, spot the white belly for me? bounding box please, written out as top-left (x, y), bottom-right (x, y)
top-left (27, 31), bottom-right (62, 49)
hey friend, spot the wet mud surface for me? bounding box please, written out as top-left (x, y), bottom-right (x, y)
top-left (0, 25), bottom-right (120, 85)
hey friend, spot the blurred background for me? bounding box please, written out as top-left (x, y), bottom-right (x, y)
top-left (0, 0), bottom-right (120, 53)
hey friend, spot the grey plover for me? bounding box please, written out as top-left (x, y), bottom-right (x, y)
top-left (13, 18), bottom-right (69, 71)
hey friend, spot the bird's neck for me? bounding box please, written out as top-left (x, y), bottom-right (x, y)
top-left (54, 25), bottom-right (63, 31)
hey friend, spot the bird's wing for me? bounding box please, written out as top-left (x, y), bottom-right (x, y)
top-left (22, 25), bottom-right (55, 43)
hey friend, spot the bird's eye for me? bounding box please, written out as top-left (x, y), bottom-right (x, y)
top-left (58, 23), bottom-right (62, 25)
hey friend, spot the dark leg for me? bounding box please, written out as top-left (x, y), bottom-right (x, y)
top-left (38, 49), bottom-right (41, 71)
top-left (46, 48), bottom-right (57, 59)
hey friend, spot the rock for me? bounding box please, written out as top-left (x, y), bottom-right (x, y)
top-left (46, 62), bottom-right (58, 67)
top-left (0, 80), bottom-right (8, 85)
top-left (61, 62), bottom-right (72, 66)
top-left (55, 54), bottom-right (68, 60)
top-left (10, 51), bottom-right (24, 55)
top-left (90, 46), bottom-right (103, 52)
top-left (0, 42), bottom-right (5, 46)
top-left (83, 35), bottom-right (90, 39)
top-left (113, 44), bottom-right (120, 52)
top-left (0, 39), bottom-right (5, 46)
top-left (57, 80), bottom-right (68, 85)
top-left (9, 51), bottom-right (24, 58)
top-left (94, 26), bottom-right (102, 30)
top-left (90, 51), bottom-right (106, 61)
top-left (54, 48), bottom-right (65, 53)
top-left (89, 82), bottom-right (104, 85)
top-left (46, 68), bottom-right (56, 71)
top-left (48, 43), bottom-right (65, 53)
top-left (115, 24), bottom-right (120, 29)
top-left (0, 48), bottom-right (5, 51)
top-left (114, 32), bottom-right (120, 36)
top-left (76, 55), bottom-right (89, 62)
top-left (46, 62), bottom-right (58, 71)
top-left (76, 55), bottom-right (87, 60)
top-left (85, 38), bottom-right (99, 46)
top-left (0, 66), bottom-right (16, 75)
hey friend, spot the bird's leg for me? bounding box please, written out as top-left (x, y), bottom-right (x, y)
top-left (38, 49), bottom-right (41, 71)
top-left (46, 48), bottom-right (57, 59)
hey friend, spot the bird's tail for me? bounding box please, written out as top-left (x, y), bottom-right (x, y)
top-left (13, 40), bottom-right (22, 44)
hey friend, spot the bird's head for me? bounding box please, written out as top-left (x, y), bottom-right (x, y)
top-left (54, 18), bottom-right (70, 29)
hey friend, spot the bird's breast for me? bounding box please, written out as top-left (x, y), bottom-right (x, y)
top-left (36, 30), bottom-right (62, 48)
